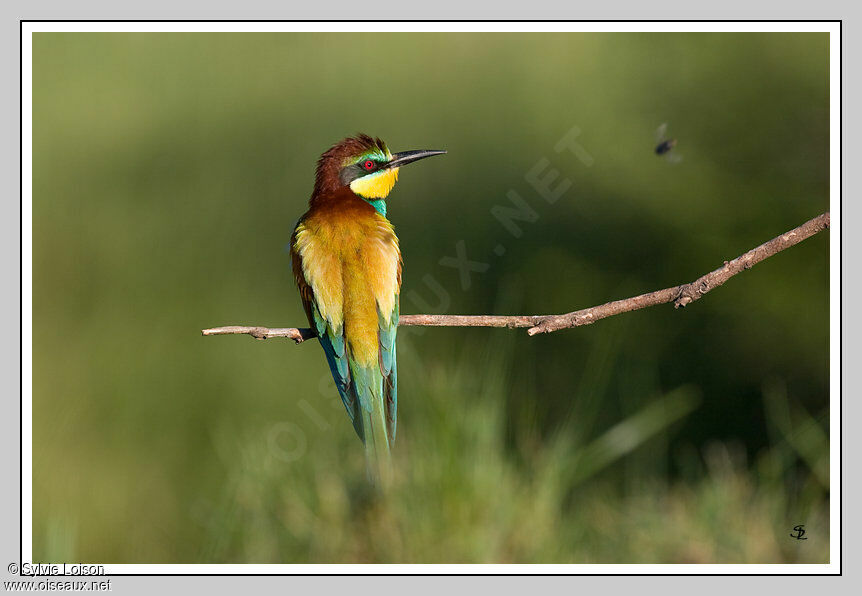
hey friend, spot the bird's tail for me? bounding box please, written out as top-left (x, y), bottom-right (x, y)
top-left (359, 392), bottom-right (392, 487)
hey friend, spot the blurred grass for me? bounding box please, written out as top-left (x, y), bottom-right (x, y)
top-left (32, 32), bottom-right (829, 563)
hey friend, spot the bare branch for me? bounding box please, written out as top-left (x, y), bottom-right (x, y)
top-left (201, 326), bottom-right (316, 342)
top-left (201, 212), bottom-right (829, 343)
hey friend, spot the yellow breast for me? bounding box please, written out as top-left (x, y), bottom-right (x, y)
top-left (294, 204), bottom-right (401, 366)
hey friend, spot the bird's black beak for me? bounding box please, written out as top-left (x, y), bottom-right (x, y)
top-left (386, 149), bottom-right (447, 169)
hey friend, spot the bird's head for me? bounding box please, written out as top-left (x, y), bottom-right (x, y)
top-left (313, 134), bottom-right (445, 212)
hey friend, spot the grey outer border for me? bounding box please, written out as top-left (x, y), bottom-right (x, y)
top-left (5, 3), bottom-right (852, 593)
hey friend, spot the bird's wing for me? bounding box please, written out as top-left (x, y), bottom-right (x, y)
top-left (378, 296), bottom-right (399, 447)
top-left (290, 224), bottom-right (362, 438)
top-left (290, 225), bottom-right (315, 324)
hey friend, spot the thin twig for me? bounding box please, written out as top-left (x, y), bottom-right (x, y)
top-left (201, 212), bottom-right (829, 344)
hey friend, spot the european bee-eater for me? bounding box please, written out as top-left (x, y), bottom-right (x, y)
top-left (290, 134), bottom-right (445, 482)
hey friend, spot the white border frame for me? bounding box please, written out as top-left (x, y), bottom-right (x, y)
top-left (21, 20), bottom-right (841, 575)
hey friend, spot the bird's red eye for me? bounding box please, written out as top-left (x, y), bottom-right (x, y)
top-left (363, 160), bottom-right (374, 170)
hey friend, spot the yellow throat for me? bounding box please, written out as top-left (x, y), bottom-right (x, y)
top-left (349, 167), bottom-right (400, 199)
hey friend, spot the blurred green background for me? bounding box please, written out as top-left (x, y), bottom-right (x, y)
top-left (32, 32), bottom-right (830, 564)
